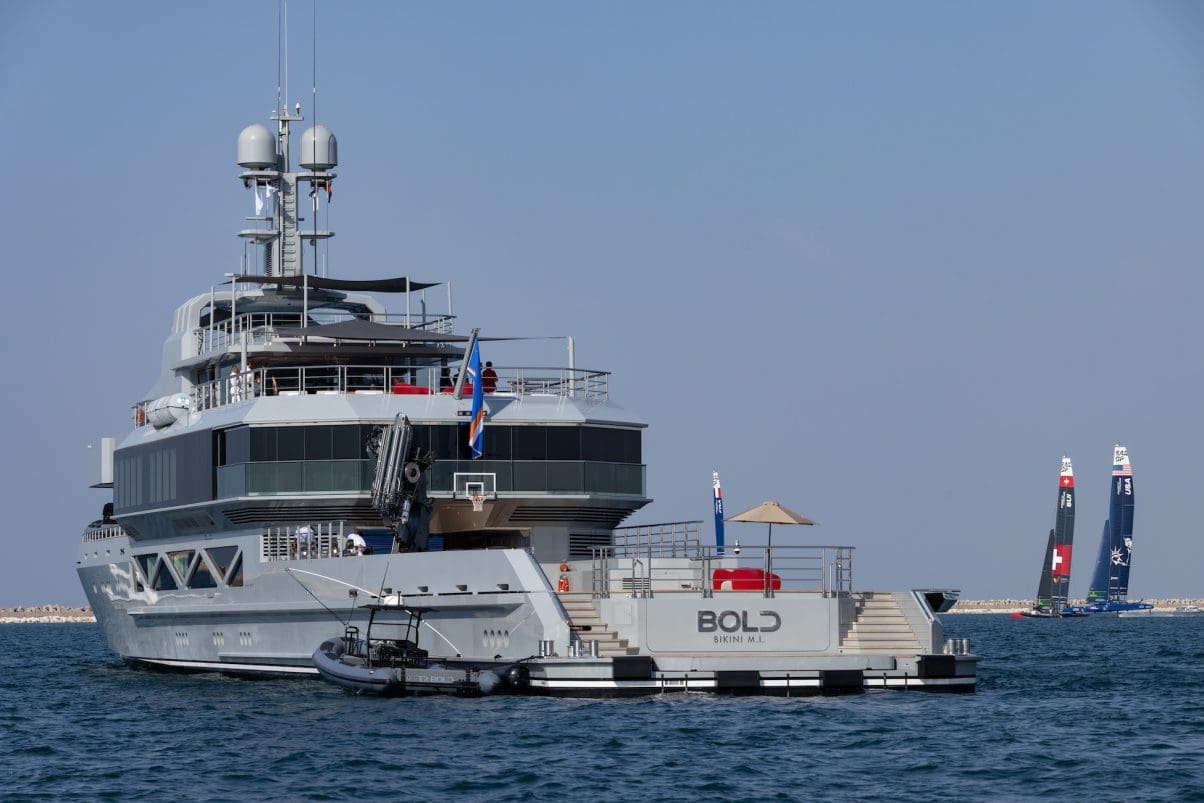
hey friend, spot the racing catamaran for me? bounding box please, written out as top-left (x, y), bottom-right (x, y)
top-left (1083, 445), bottom-right (1151, 613)
top-left (1022, 457), bottom-right (1085, 618)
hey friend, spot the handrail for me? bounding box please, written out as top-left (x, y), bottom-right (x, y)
top-left (135, 362), bottom-right (611, 425)
top-left (82, 524), bottom-right (127, 542)
top-left (591, 521), bottom-right (855, 599)
top-left (194, 311), bottom-right (457, 356)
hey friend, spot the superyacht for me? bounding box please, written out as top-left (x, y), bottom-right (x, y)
top-left (78, 96), bottom-right (978, 695)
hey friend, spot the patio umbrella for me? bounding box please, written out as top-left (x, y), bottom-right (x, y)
top-left (726, 500), bottom-right (817, 550)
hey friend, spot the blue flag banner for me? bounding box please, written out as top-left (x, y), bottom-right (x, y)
top-left (712, 471), bottom-right (725, 554)
top-left (468, 342), bottom-right (485, 458)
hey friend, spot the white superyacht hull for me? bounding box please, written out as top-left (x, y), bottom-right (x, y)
top-left (79, 533), bottom-right (568, 674)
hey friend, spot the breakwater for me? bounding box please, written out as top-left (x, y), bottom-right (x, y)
top-left (949, 598), bottom-right (1204, 614)
top-left (1, 605), bottom-right (94, 624)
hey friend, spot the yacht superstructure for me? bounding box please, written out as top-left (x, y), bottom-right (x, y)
top-left (77, 96), bottom-right (978, 695)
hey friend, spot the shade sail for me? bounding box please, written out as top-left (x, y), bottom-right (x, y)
top-left (233, 274), bottom-right (441, 293)
top-left (275, 320), bottom-right (469, 342)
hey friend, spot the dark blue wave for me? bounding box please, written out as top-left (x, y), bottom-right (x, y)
top-left (3, 615), bottom-right (1203, 802)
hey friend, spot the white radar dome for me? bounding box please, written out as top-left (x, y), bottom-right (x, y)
top-left (237, 124), bottom-right (277, 169)
top-left (299, 125), bottom-right (338, 170)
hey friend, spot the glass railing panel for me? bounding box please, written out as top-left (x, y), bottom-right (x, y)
top-left (217, 463), bottom-right (246, 497)
top-left (547, 462), bottom-right (584, 492)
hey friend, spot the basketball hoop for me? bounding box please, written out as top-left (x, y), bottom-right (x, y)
top-left (469, 491), bottom-right (485, 513)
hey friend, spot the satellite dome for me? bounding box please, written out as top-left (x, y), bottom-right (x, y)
top-left (237, 124), bottom-right (276, 169)
top-left (299, 125), bottom-right (338, 170)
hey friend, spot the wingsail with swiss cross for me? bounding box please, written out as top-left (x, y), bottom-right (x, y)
top-left (1021, 457), bottom-right (1085, 618)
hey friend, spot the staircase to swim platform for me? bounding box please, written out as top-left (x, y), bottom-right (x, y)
top-left (556, 592), bottom-right (639, 656)
top-left (840, 592), bottom-right (924, 654)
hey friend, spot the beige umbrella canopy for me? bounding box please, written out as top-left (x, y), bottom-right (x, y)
top-left (727, 500), bottom-right (817, 549)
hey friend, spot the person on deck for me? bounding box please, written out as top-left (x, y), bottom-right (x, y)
top-left (345, 530), bottom-right (367, 556)
top-left (481, 361), bottom-right (498, 394)
top-left (294, 524), bottom-right (315, 558)
top-left (227, 364), bottom-right (242, 403)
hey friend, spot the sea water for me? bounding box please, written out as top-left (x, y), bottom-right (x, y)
top-left (2, 615), bottom-right (1202, 801)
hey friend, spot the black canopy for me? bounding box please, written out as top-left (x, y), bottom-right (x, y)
top-left (233, 274), bottom-right (441, 293)
top-left (276, 320), bottom-right (469, 342)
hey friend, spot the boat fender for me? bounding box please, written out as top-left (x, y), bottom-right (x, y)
top-left (477, 668), bottom-right (505, 695)
top-left (504, 665), bottom-right (528, 688)
top-left (557, 574), bottom-right (570, 592)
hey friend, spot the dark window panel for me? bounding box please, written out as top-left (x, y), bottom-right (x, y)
top-left (512, 427), bottom-right (547, 461)
top-left (228, 554), bottom-right (244, 587)
top-left (277, 427), bottom-right (304, 461)
top-left (546, 427), bottom-right (581, 460)
top-left (306, 425), bottom-right (333, 460)
top-left (250, 427), bottom-right (277, 462)
top-left (189, 560), bottom-right (218, 589)
top-left (226, 426), bottom-right (250, 465)
top-left (484, 425), bottom-right (512, 459)
top-left (332, 425), bottom-right (360, 460)
top-left (206, 546), bottom-right (239, 577)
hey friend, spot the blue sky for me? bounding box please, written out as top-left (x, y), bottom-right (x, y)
top-left (2, 1), bottom-right (1203, 606)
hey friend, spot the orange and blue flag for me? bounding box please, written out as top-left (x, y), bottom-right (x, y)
top-left (467, 342), bottom-right (485, 458)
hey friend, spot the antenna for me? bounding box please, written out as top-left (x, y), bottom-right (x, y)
top-left (283, 1), bottom-right (289, 120)
top-left (311, 0), bottom-right (319, 279)
top-left (275, 1), bottom-right (282, 116)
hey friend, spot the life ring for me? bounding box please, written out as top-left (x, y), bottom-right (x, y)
top-left (135, 406), bottom-right (145, 426)
top-left (559, 562), bottom-right (569, 573)
top-left (557, 574), bottom-right (570, 592)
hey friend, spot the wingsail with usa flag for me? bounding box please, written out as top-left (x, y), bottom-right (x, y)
top-left (1021, 457), bottom-right (1086, 618)
top-left (1083, 445), bottom-right (1152, 613)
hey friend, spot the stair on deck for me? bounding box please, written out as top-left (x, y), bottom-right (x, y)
top-left (841, 593), bottom-right (924, 654)
top-left (556, 591), bottom-right (639, 656)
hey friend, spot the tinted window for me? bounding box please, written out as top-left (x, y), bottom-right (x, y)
top-left (306, 425), bottom-right (333, 460)
top-left (206, 546), bottom-right (239, 577)
top-left (228, 554), bottom-right (244, 587)
top-left (189, 559), bottom-right (218, 589)
top-left (333, 425), bottom-right (361, 459)
top-left (430, 425), bottom-right (458, 462)
top-left (251, 428), bottom-right (276, 461)
top-left (582, 427), bottom-right (642, 464)
top-left (225, 427), bottom-right (250, 465)
top-left (277, 427), bottom-right (304, 461)
top-left (546, 427), bottom-right (580, 460)
top-left (152, 562), bottom-right (178, 591)
top-left (512, 427), bottom-right (546, 460)
top-left (484, 426), bottom-right (512, 459)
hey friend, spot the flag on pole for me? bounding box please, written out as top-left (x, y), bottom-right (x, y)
top-left (712, 471), bottom-right (725, 553)
top-left (467, 342), bottom-right (485, 458)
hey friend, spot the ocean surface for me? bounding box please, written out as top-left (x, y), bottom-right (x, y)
top-left (2, 615), bottom-right (1203, 802)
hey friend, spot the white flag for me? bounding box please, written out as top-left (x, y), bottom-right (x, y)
top-left (253, 184), bottom-right (265, 215)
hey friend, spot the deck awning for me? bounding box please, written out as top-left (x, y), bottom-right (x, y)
top-left (232, 274), bottom-right (441, 293)
top-left (275, 320), bottom-right (469, 342)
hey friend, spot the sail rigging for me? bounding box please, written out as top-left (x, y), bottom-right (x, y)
top-left (1087, 445), bottom-right (1135, 603)
top-left (1032, 456), bottom-right (1075, 614)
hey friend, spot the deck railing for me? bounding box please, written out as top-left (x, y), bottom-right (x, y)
top-left (592, 520), bottom-right (854, 599)
top-left (260, 521), bottom-right (346, 562)
top-left (82, 524), bottom-right (127, 542)
top-left (136, 363), bottom-right (610, 425)
top-left (194, 311), bottom-right (457, 356)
